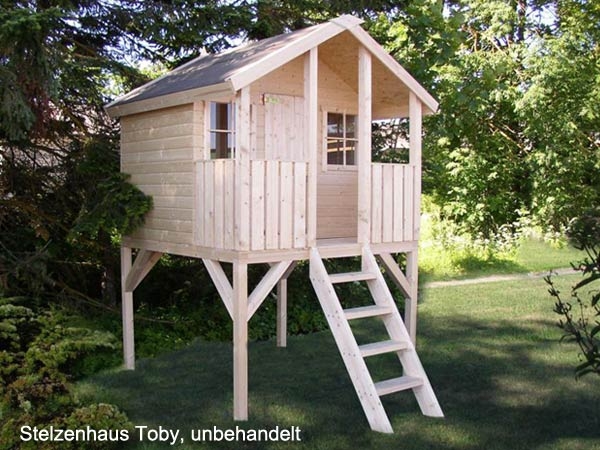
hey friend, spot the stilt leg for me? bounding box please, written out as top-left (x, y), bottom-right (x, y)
top-left (120, 246), bottom-right (135, 370)
top-left (276, 278), bottom-right (287, 347)
top-left (405, 250), bottom-right (418, 345)
top-left (233, 261), bottom-right (248, 420)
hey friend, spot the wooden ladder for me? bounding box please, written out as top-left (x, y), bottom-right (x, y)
top-left (309, 246), bottom-right (443, 433)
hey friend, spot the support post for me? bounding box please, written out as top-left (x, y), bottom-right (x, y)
top-left (405, 250), bottom-right (418, 345)
top-left (357, 46), bottom-right (372, 244)
top-left (275, 261), bottom-right (296, 347)
top-left (304, 48), bottom-right (318, 246)
top-left (407, 92), bottom-right (423, 345)
top-left (120, 246), bottom-right (135, 370)
top-left (232, 261), bottom-right (249, 420)
top-left (276, 278), bottom-right (287, 347)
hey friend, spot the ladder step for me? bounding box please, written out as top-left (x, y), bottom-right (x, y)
top-left (344, 305), bottom-right (394, 320)
top-left (375, 376), bottom-right (423, 396)
top-left (359, 340), bottom-right (410, 358)
top-left (329, 271), bottom-right (377, 284)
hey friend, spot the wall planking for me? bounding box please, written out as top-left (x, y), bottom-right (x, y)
top-left (121, 104), bottom-right (195, 246)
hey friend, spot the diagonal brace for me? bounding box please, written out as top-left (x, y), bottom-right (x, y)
top-left (248, 260), bottom-right (294, 319)
top-left (377, 253), bottom-right (411, 298)
top-left (203, 259), bottom-right (233, 320)
top-left (125, 249), bottom-right (163, 293)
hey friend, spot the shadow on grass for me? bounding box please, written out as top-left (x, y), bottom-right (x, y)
top-left (453, 253), bottom-right (526, 276)
top-left (419, 254), bottom-right (528, 284)
top-left (80, 315), bottom-right (600, 450)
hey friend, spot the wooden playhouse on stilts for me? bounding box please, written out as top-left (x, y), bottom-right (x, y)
top-left (105, 15), bottom-right (443, 433)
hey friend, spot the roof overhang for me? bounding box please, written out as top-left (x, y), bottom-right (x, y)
top-left (106, 81), bottom-right (233, 118)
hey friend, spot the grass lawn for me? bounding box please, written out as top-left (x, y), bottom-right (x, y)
top-left (78, 273), bottom-right (600, 450)
top-left (420, 237), bottom-right (584, 282)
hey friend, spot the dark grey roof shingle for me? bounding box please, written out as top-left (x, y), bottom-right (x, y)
top-left (109, 23), bottom-right (321, 108)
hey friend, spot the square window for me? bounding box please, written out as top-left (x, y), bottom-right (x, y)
top-left (326, 112), bottom-right (357, 166)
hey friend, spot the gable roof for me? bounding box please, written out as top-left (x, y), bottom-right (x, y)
top-left (105, 15), bottom-right (438, 118)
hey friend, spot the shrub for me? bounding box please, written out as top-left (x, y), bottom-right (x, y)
top-left (0, 298), bottom-right (131, 449)
top-left (546, 208), bottom-right (600, 378)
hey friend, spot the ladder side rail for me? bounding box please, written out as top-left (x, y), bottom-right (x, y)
top-left (309, 248), bottom-right (394, 433)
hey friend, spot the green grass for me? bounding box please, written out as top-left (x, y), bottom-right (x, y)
top-left (420, 237), bottom-right (584, 282)
top-left (514, 238), bottom-right (584, 272)
top-left (77, 273), bottom-right (600, 450)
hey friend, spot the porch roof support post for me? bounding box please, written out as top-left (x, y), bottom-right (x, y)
top-left (409, 92), bottom-right (422, 240)
top-left (235, 86), bottom-right (251, 251)
top-left (357, 46), bottom-right (372, 245)
top-left (304, 47), bottom-right (318, 247)
top-left (407, 92), bottom-right (423, 344)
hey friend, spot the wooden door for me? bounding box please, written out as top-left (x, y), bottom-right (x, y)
top-left (264, 94), bottom-right (305, 161)
top-left (316, 170), bottom-right (358, 240)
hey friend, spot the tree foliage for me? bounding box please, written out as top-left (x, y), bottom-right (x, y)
top-left (372, 0), bottom-right (600, 238)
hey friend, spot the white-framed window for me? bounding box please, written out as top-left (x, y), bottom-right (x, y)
top-left (325, 111), bottom-right (358, 167)
top-left (208, 101), bottom-right (235, 159)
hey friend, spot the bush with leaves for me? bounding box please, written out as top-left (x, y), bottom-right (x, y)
top-left (546, 208), bottom-right (600, 378)
top-left (0, 297), bottom-right (131, 449)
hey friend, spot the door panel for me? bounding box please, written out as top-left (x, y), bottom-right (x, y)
top-left (264, 94), bottom-right (305, 161)
top-left (316, 170), bottom-right (358, 239)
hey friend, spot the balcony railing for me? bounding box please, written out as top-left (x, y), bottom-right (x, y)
top-left (194, 160), bottom-right (308, 251)
top-left (370, 163), bottom-right (418, 243)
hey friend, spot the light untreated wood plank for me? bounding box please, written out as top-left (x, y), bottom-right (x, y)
top-left (371, 164), bottom-right (383, 244)
top-left (224, 161), bottom-right (235, 249)
top-left (279, 162), bottom-right (293, 249)
top-left (130, 228), bottom-right (193, 245)
top-left (409, 93), bottom-right (423, 241)
top-left (202, 259), bottom-right (233, 319)
top-left (125, 249), bottom-right (163, 292)
top-left (214, 160), bottom-right (225, 249)
top-left (393, 164), bottom-right (403, 242)
top-left (250, 161), bottom-right (266, 250)
top-left (382, 164), bottom-right (394, 242)
top-left (121, 148), bottom-right (193, 164)
top-left (204, 162), bottom-right (215, 247)
top-left (195, 162), bottom-right (204, 246)
top-left (135, 184), bottom-right (194, 197)
top-left (357, 46), bottom-right (372, 244)
top-left (405, 250), bottom-right (418, 344)
top-left (120, 246), bottom-right (135, 370)
top-left (232, 261), bottom-right (248, 420)
top-left (121, 136), bottom-right (194, 153)
top-left (151, 207), bottom-right (193, 221)
top-left (144, 196), bottom-right (194, 210)
top-left (377, 252), bottom-right (411, 298)
top-left (403, 166), bottom-right (414, 242)
top-left (265, 160), bottom-right (280, 249)
top-left (129, 172), bottom-right (193, 186)
top-left (142, 218), bottom-right (192, 233)
top-left (305, 48), bottom-right (318, 246)
top-left (121, 122), bottom-right (193, 144)
top-left (276, 278), bottom-right (288, 348)
top-left (236, 86), bottom-right (251, 251)
top-left (248, 260), bottom-right (293, 318)
top-left (293, 162), bottom-right (307, 248)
